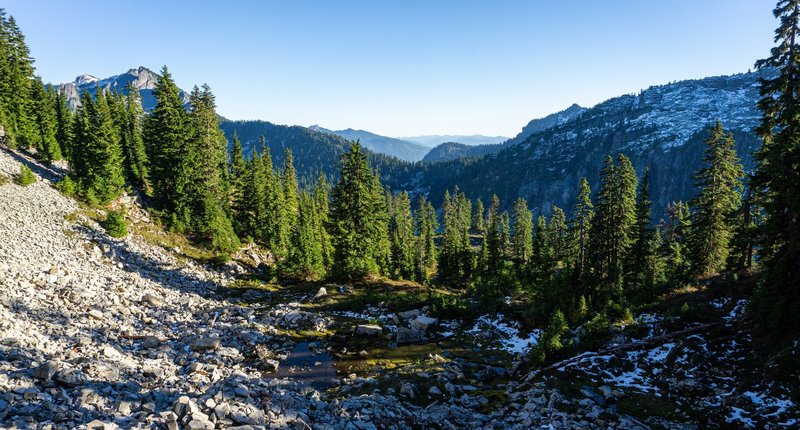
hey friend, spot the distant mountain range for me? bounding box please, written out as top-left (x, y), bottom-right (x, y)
top-left (308, 126), bottom-right (429, 162)
top-left (402, 134), bottom-right (508, 147)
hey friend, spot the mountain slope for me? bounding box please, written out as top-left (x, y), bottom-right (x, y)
top-left (422, 142), bottom-right (500, 163)
top-left (220, 120), bottom-right (407, 183)
top-left (420, 103), bottom-right (586, 162)
top-left (386, 70), bottom-right (766, 216)
top-left (309, 126), bottom-right (429, 162)
top-left (56, 66), bottom-right (190, 111)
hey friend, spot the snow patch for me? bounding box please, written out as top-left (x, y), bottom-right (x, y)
top-left (468, 314), bottom-right (541, 354)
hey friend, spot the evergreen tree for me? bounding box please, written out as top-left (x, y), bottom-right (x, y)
top-left (548, 206), bottom-right (568, 264)
top-left (414, 195), bottom-right (438, 282)
top-left (511, 197), bottom-right (533, 264)
top-left (499, 211), bottom-right (511, 257)
top-left (184, 84), bottom-right (239, 253)
top-left (688, 121), bottom-right (744, 276)
top-left (472, 198), bottom-right (486, 233)
top-left (286, 192), bottom-right (325, 280)
top-left (69, 91), bottom-right (91, 184)
top-left (121, 86), bottom-right (149, 190)
top-left (313, 173), bottom-right (334, 270)
top-left (531, 215), bottom-right (554, 303)
top-left (29, 79), bottom-right (61, 161)
top-left (389, 191), bottom-right (416, 280)
top-left (143, 66), bottom-right (190, 214)
top-left (751, 0), bottom-right (800, 340)
top-left (661, 201), bottom-right (692, 285)
top-left (1, 13), bottom-right (35, 148)
top-left (229, 130), bottom-right (248, 235)
top-left (570, 177), bottom-right (593, 279)
top-left (626, 168), bottom-right (654, 293)
top-left (282, 148), bottom-right (300, 232)
top-left (81, 90), bottom-right (125, 204)
top-left (726, 180), bottom-right (761, 273)
top-left (588, 154), bottom-right (638, 304)
top-left (329, 142), bottom-right (386, 278)
top-left (483, 195), bottom-right (504, 279)
top-left (53, 90), bottom-right (73, 159)
top-left (372, 173), bottom-right (392, 274)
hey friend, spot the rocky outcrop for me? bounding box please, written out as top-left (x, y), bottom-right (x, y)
top-left (56, 66), bottom-right (189, 112)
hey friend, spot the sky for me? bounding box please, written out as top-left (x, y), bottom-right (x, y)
top-left (5, 0), bottom-right (777, 137)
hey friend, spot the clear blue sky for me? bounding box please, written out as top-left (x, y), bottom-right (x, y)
top-left (5, 0), bottom-right (777, 137)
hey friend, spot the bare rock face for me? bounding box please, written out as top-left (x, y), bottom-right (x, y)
top-left (56, 66), bottom-right (190, 112)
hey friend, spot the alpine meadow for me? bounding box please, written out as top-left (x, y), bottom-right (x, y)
top-left (1, 1), bottom-right (800, 429)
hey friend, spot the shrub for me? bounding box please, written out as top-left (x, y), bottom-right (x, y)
top-left (104, 209), bottom-right (128, 238)
top-left (56, 175), bottom-right (78, 196)
top-left (15, 165), bottom-right (36, 186)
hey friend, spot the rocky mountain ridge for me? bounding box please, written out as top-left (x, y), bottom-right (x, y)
top-left (420, 103), bottom-right (586, 162)
top-left (56, 66), bottom-right (189, 112)
top-left (388, 70), bottom-right (767, 215)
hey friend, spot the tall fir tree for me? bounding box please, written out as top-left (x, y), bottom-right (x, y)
top-left (120, 85), bottom-right (149, 191)
top-left (726, 180), bottom-right (761, 273)
top-left (483, 195), bottom-right (504, 279)
top-left (472, 198), bottom-right (486, 234)
top-left (329, 142), bottom-right (386, 278)
top-left (313, 173), bottom-right (334, 270)
top-left (751, 0), bottom-right (800, 340)
top-left (548, 206), bottom-right (568, 264)
top-left (143, 66), bottom-right (190, 213)
top-left (1, 13), bottom-right (35, 148)
top-left (229, 130), bottom-right (248, 236)
top-left (588, 154), bottom-right (638, 304)
top-left (389, 191), bottom-right (416, 280)
top-left (571, 177), bottom-right (593, 280)
top-left (286, 192), bottom-right (325, 280)
top-left (511, 197), bottom-right (533, 264)
top-left (626, 168), bottom-right (662, 301)
top-left (81, 90), bottom-right (125, 204)
top-left (29, 79), bottom-right (61, 161)
top-left (661, 201), bottom-right (692, 285)
top-left (53, 90), bottom-right (73, 159)
top-left (414, 195), bottom-right (438, 282)
top-left (184, 85), bottom-right (239, 253)
top-left (282, 148), bottom-right (300, 235)
top-left (688, 121), bottom-right (744, 276)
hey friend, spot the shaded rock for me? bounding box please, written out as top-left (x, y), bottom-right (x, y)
top-left (356, 324), bottom-right (383, 336)
top-left (192, 337), bottom-right (221, 352)
top-left (398, 309), bottom-right (421, 320)
top-left (396, 327), bottom-right (425, 344)
top-left (410, 315), bottom-right (438, 332)
top-left (32, 361), bottom-right (59, 381)
top-left (141, 293), bottom-right (164, 307)
top-left (55, 368), bottom-right (87, 387)
top-left (140, 336), bottom-right (161, 349)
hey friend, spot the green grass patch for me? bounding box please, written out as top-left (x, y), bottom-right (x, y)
top-left (0, 173), bottom-right (9, 187)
